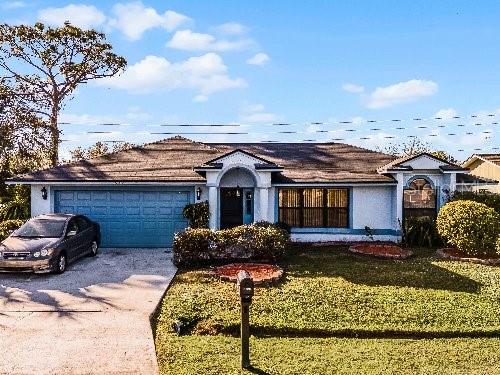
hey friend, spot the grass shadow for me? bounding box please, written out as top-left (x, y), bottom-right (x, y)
top-left (284, 245), bottom-right (482, 293)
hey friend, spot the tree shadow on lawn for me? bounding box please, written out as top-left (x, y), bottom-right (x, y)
top-left (285, 246), bottom-right (481, 293)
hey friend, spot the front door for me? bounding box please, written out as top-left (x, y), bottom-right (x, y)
top-left (220, 188), bottom-right (243, 229)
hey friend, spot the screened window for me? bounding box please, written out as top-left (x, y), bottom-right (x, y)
top-left (403, 178), bottom-right (436, 218)
top-left (278, 188), bottom-right (349, 228)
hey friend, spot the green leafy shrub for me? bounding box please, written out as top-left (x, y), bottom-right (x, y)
top-left (172, 222), bottom-right (290, 266)
top-left (182, 201), bottom-right (209, 228)
top-left (0, 185), bottom-right (30, 221)
top-left (402, 217), bottom-right (443, 248)
top-left (436, 200), bottom-right (500, 256)
top-left (0, 219), bottom-right (25, 241)
top-left (254, 220), bottom-right (291, 234)
top-left (450, 191), bottom-right (500, 214)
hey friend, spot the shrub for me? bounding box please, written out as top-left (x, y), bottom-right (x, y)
top-left (0, 219), bottom-right (25, 241)
top-left (183, 201), bottom-right (209, 228)
top-left (172, 222), bottom-right (290, 266)
top-left (402, 216), bottom-right (443, 248)
top-left (497, 236), bottom-right (500, 254)
top-left (172, 228), bottom-right (215, 265)
top-left (254, 220), bottom-right (291, 234)
top-left (436, 200), bottom-right (500, 256)
top-left (450, 191), bottom-right (500, 214)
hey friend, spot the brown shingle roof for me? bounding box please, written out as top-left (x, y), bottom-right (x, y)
top-left (479, 153), bottom-right (500, 166)
top-left (8, 137), bottom-right (397, 184)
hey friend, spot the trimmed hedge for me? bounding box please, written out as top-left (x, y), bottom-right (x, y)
top-left (173, 222), bottom-right (290, 266)
top-left (436, 200), bottom-right (500, 256)
top-left (0, 219), bottom-right (25, 241)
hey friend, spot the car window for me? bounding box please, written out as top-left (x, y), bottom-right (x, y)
top-left (13, 219), bottom-right (66, 238)
top-left (66, 220), bottom-right (79, 235)
top-left (76, 217), bottom-right (89, 231)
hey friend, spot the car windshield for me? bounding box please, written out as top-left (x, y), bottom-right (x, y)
top-left (13, 219), bottom-right (66, 238)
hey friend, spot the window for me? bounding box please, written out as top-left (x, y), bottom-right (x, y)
top-left (245, 191), bottom-right (253, 215)
top-left (278, 188), bottom-right (349, 228)
top-left (403, 178), bottom-right (436, 218)
top-left (76, 216), bottom-right (90, 231)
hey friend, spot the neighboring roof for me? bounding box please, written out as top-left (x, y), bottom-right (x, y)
top-left (456, 173), bottom-right (498, 184)
top-left (8, 136), bottom-right (398, 184)
top-left (378, 152), bottom-right (467, 173)
top-left (462, 153), bottom-right (500, 168)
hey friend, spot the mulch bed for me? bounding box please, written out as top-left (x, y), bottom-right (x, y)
top-left (212, 263), bottom-right (284, 285)
top-left (437, 248), bottom-right (500, 266)
top-left (348, 244), bottom-right (413, 260)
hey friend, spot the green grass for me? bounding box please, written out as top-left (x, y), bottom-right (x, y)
top-left (154, 245), bottom-right (500, 373)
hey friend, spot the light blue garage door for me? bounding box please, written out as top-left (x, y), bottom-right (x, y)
top-left (54, 188), bottom-right (192, 248)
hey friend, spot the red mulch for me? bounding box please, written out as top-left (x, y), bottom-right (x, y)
top-left (349, 244), bottom-right (413, 259)
top-left (437, 248), bottom-right (500, 266)
top-left (213, 263), bottom-right (283, 284)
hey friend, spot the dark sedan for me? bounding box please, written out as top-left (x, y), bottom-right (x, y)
top-left (0, 214), bottom-right (101, 274)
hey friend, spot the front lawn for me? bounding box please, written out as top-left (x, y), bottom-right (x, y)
top-left (154, 245), bottom-right (500, 374)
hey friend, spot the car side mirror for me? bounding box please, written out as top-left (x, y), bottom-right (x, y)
top-left (67, 230), bottom-right (77, 237)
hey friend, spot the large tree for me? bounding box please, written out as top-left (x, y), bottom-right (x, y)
top-left (381, 139), bottom-right (458, 164)
top-left (0, 22), bottom-right (127, 166)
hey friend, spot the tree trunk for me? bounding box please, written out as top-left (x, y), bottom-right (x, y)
top-left (48, 102), bottom-right (59, 167)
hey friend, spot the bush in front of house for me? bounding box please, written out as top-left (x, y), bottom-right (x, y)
top-left (450, 190), bottom-right (500, 214)
top-left (0, 219), bottom-right (25, 241)
top-left (182, 201), bottom-right (209, 228)
top-left (402, 216), bottom-right (443, 248)
top-left (172, 222), bottom-right (290, 266)
top-left (436, 200), bottom-right (500, 256)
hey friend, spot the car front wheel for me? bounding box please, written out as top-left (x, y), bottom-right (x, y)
top-left (89, 241), bottom-right (98, 257)
top-left (55, 253), bottom-right (67, 274)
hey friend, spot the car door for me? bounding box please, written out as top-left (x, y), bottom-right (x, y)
top-left (64, 219), bottom-right (80, 261)
top-left (75, 216), bottom-right (94, 256)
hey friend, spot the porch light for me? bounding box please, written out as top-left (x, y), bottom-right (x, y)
top-left (41, 186), bottom-right (48, 200)
top-left (236, 185), bottom-right (241, 197)
top-left (196, 187), bottom-right (202, 200)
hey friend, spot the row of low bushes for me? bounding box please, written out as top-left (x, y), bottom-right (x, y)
top-left (172, 221), bottom-right (290, 266)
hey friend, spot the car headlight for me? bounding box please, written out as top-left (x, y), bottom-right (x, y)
top-left (33, 252), bottom-right (40, 258)
top-left (40, 248), bottom-right (55, 257)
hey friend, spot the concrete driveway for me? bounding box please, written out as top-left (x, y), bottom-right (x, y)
top-left (0, 248), bottom-right (176, 375)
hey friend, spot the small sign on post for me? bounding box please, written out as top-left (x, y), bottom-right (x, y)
top-left (237, 270), bottom-right (254, 369)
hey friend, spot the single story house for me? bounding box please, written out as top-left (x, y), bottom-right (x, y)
top-left (461, 153), bottom-right (500, 193)
top-left (7, 136), bottom-right (470, 247)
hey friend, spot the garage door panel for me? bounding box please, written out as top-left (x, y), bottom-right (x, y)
top-left (54, 189), bottom-right (191, 247)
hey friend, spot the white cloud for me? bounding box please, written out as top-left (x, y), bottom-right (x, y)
top-left (434, 108), bottom-right (457, 120)
top-left (109, 2), bottom-right (190, 41)
top-left (342, 83), bottom-right (365, 94)
top-left (1, 1), bottom-right (26, 10)
top-left (246, 53), bottom-right (270, 66)
top-left (193, 94), bottom-right (208, 103)
top-left (366, 79), bottom-right (438, 109)
top-left (214, 22), bottom-right (248, 35)
top-left (166, 29), bottom-right (253, 51)
top-left (98, 53), bottom-right (247, 96)
top-left (239, 103), bottom-right (279, 123)
top-left (38, 4), bottom-right (106, 29)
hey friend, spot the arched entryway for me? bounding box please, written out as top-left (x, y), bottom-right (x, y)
top-left (218, 167), bottom-right (258, 229)
top-left (403, 177), bottom-right (437, 218)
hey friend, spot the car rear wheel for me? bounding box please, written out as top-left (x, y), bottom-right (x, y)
top-left (89, 240), bottom-right (98, 257)
top-left (55, 253), bottom-right (67, 274)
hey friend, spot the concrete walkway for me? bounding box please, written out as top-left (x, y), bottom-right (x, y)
top-left (0, 248), bottom-right (176, 375)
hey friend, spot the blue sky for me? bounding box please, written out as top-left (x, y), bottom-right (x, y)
top-left (1, 0), bottom-right (499, 160)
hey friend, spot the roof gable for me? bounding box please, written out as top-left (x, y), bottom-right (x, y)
top-left (205, 149), bottom-right (276, 166)
top-left (379, 152), bottom-right (466, 173)
top-left (463, 153), bottom-right (500, 169)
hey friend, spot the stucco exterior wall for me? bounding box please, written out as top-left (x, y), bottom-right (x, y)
top-left (30, 184), bottom-right (51, 217)
top-left (351, 186), bottom-right (396, 231)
